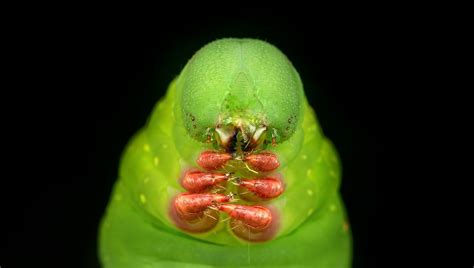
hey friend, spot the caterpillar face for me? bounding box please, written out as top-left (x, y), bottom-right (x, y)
top-left (177, 39), bottom-right (304, 152)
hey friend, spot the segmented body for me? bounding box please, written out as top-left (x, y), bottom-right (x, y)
top-left (99, 39), bottom-right (351, 267)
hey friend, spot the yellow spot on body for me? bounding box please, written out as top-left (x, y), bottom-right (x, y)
top-left (307, 189), bottom-right (313, 196)
top-left (329, 170), bottom-right (337, 177)
top-left (114, 194), bottom-right (122, 201)
top-left (158, 102), bottom-right (165, 110)
top-left (306, 169), bottom-right (313, 177)
top-left (143, 144), bottom-right (150, 152)
top-left (154, 157), bottom-right (159, 166)
top-left (162, 144), bottom-right (168, 149)
top-left (330, 204), bottom-right (337, 211)
top-left (140, 194), bottom-right (146, 204)
top-left (301, 154), bottom-right (307, 160)
top-left (343, 221), bottom-right (350, 232)
top-left (307, 208), bottom-right (314, 216)
top-left (144, 177), bottom-right (150, 184)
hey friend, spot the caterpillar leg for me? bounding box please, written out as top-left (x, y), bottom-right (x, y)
top-left (218, 204), bottom-right (280, 242)
top-left (173, 151), bottom-right (284, 241)
top-left (170, 193), bottom-right (232, 233)
top-left (235, 177), bottom-right (285, 201)
top-left (196, 151), bottom-right (232, 170)
top-left (180, 170), bottom-right (230, 193)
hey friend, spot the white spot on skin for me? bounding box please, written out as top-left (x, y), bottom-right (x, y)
top-left (154, 157), bottom-right (159, 166)
top-left (329, 170), bottom-right (337, 177)
top-left (301, 154), bottom-right (307, 160)
top-left (162, 144), bottom-right (168, 149)
top-left (330, 204), bottom-right (337, 212)
top-left (307, 208), bottom-right (314, 216)
top-left (143, 144), bottom-right (150, 152)
top-left (144, 177), bottom-right (150, 184)
top-left (306, 169), bottom-right (313, 177)
top-left (140, 194), bottom-right (146, 204)
top-left (114, 194), bottom-right (122, 201)
top-left (307, 189), bottom-right (313, 196)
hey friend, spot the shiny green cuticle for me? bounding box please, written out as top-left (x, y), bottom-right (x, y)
top-left (99, 38), bottom-right (352, 267)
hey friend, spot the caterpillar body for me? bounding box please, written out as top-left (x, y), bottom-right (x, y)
top-left (99, 38), bottom-right (352, 267)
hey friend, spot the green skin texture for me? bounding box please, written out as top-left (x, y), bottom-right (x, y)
top-left (99, 39), bottom-right (352, 267)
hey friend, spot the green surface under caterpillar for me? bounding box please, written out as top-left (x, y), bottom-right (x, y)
top-left (99, 38), bottom-right (352, 267)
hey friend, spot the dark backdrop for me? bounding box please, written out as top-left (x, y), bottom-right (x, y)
top-left (3, 10), bottom-right (379, 267)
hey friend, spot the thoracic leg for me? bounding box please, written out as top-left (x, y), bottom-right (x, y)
top-left (172, 151), bottom-right (284, 241)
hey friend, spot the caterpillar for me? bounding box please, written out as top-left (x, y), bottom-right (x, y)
top-left (99, 38), bottom-right (352, 267)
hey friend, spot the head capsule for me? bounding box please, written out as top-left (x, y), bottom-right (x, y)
top-left (176, 38), bottom-right (304, 152)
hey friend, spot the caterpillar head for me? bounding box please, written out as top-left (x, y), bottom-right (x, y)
top-left (176, 38), bottom-right (304, 152)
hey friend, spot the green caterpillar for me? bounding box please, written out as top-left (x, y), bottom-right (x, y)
top-left (99, 38), bottom-right (352, 267)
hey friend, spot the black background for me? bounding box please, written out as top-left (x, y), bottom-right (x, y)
top-left (3, 10), bottom-right (379, 267)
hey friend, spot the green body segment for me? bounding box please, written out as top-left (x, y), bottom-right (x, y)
top-left (99, 39), bottom-right (352, 267)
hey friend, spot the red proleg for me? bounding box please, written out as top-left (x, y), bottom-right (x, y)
top-left (174, 193), bottom-right (231, 221)
top-left (244, 152), bottom-right (280, 172)
top-left (239, 177), bottom-right (284, 199)
top-left (218, 204), bottom-right (279, 242)
top-left (218, 204), bottom-right (272, 231)
top-left (170, 192), bottom-right (233, 233)
top-left (181, 170), bottom-right (229, 193)
top-left (197, 151), bottom-right (232, 170)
